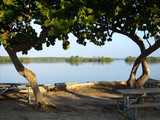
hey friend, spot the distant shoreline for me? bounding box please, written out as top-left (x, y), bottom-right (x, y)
top-left (125, 56), bottom-right (160, 63)
top-left (0, 56), bottom-right (160, 64)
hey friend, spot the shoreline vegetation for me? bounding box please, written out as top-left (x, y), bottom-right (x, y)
top-left (125, 56), bottom-right (160, 64)
top-left (66, 56), bottom-right (113, 64)
top-left (0, 56), bottom-right (159, 64)
top-left (0, 56), bottom-right (66, 64)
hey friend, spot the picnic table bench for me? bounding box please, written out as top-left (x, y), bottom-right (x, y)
top-left (116, 88), bottom-right (160, 120)
top-left (0, 83), bottom-right (31, 103)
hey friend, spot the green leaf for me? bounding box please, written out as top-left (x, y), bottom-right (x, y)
top-left (86, 22), bottom-right (90, 27)
top-left (36, 2), bottom-right (43, 8)
top-left (41, 8), bottom-right (50, 18)
top-left (1, 29), bottom-right (5, 32)
top-left (44, 20), bottom-right (54, 27)
top-left (87, 8), bottom-right (93, 14)
top-left (0, 11), bottom-right (5, 18)
top-left (80, 0), bottom-right (87, 5)
top-left (61, 3), bottom-right (65, 9)
top-left (116, 6), bottom-right (120, 12)
top-left (82, 33), bottom-right (87, 38)
top-left (64, 28), bottom-right (70, 34)
top-left (66, 44), bottom-right (70, 49)
top-left (122, 0), bottom-right (126, 6)
top-left (5, 10), bottom-right (14, 18)
top-left (18, 16), bottom-right (23, 22)
top-left (0, 37), bottom-right (5, 42)
top-left (9, 32), bottom-right (16, 37)
top-left (44, 20), bottom-right (50, 27)
top-left (63, 41), bottom-right (70, 50)
top-left (114, 11), bottom-right (118, 16)
top-left (53, 18), bottom-right (61, 28)
top-left (48, 30), bottom-right (55, 36)
top-left (2, 0), bottom-right (18, 6)
top-left (100, 12), bottom-right (105, 16)
top-left (60, 0), bottom-right (71, 9)
top-left (88, 15), bottom-right (97, 23)
top-left (50, 9), bottom-right (57, 14)
top-left (136, 23), bottom-right (139, 27)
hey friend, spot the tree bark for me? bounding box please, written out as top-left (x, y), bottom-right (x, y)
top-left (114, 30), bottom-right (160, 88)
top-left (128, 59), bottom-right (150, 88)
top-left (127, 61), bottom-right (138, 89)
top-left (126, 34), bottom-right (149, 88)
top-left (127, 39), bottom-right (160, 88)
top-left (135, 60), bottom-right (150, 88)
top-left (5, 47), bottom-right (43, 103)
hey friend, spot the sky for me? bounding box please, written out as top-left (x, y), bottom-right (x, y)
top-left (0, 24), bottom-right (159, 58)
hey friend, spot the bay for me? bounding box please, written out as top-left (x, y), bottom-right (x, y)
top-left (0, 60), bottom-right (159, 84)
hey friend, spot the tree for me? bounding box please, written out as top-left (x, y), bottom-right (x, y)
top-left (0, 0), bottom-right (94, 104)
top-left (100, 0), bottom-right (160, 88)
top-left (70, 0), bottom-right (160, 88)
top-left (0, 0), bottom-right (113, 104)
top-left (101, 0), bottom-right (160, 88)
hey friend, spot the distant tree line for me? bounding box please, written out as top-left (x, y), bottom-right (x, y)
top-left (66, 56), bottom-right (113, 64)
top-left (0, 56), bottom-right (33, 63)
top-left (0, 56), bottom-right (66, 63)
top-left (125, 56), bottom-right (160, 63)
top-left (1, 56), bottom-right (159, 64)
top-left (32, 57), bottom-right (66, 63)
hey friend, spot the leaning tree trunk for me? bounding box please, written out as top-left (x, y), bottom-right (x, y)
top-left (134, 60), bottom-right (150, 88)
top-left (127, 59), bottom-right (150, 88)
top-left (5, 48), bottom-right (43, 103)
top-left (127, 35), bottom-right (160, 89)
top-left (127, 39), bottom-right (160, 88)
top-left (127, 34), bottom-right (151, 88)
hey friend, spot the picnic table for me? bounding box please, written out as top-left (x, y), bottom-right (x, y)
top-left (116, 88), bottom-right (160, 120)
top-left (0, 83), bottom-right (31, 103)
top-left (146, 78), bottom-right (160, 88)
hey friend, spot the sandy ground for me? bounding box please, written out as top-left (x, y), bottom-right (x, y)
top-left (1, 86), bottom-right (160, 120)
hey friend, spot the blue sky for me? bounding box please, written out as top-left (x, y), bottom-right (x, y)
top-left (0, 24), bottom-right (159, 58)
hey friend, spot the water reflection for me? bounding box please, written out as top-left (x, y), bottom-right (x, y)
top-left (125, 60), bottom-right (160, 65)
top-left (0, 60), bottom-right (159, 84)
top-left (67, 61), bottom-right (113, 66)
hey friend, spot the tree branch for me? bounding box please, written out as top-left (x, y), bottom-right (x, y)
top-left (130, 27), bottom-right (136, 35)
top-left (146, 39), bottom-right (152, 47)
top-left (135, 40), bottom-right (160, 64)
top-left (21, 12), bottom-right (28, 17)
top-left (112, 28), bottom-right (146, 52)
top-left (5, 46), bottom-right (43, 102)
top-left (112, 28), bottom-right (130, 38)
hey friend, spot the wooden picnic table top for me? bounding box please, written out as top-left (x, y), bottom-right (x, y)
top-left (116, 88), bottom-right (160, 95)
top-left (147, 78), bottom-right (160, 83)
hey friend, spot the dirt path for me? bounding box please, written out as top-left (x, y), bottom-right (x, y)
top-left (0, 87), bottom-right (160, 120)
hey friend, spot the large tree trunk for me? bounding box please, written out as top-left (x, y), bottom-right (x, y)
top-left (127, 62), bottom-right (138, 89)
top-left (127, 34), bottom-right (150, 88)
top-left (127, 39), bottom-right (160, 88)
top-left (135, 60), bottom-right (150, 88)
top-left (5, 47), bottom-right (43, 103)
top-left (128, 59), bottom-right (150, 89)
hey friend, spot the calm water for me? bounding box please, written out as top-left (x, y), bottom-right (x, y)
top-left (0, 60), bottom-right (159, 84)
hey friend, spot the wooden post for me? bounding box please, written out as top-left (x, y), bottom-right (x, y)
top-left (27, 86), bottom-right (31, 103)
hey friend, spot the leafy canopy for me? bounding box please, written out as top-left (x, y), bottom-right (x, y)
top-left (0, 0), bottom-right (159, 55)
top-left (71, 0), bottom-right (160, 46)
